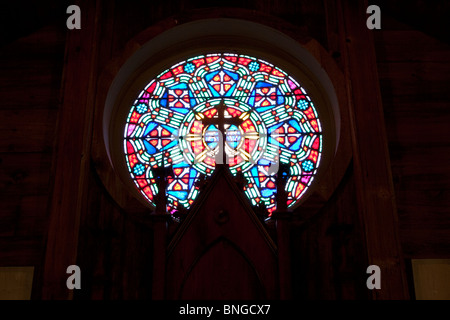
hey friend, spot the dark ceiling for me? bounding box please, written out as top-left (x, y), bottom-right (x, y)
top-left (374, 0), bottom-right (450, 44)
top-left (0, 1), bottom-right (449, 47)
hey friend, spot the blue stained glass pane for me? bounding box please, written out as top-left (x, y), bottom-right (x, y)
top-left (250, 166), bottom-right (260, 187)
top-left (268, 136), bottom-right (283, 148)
top-left (207, 84), bottom-right (221, 97)
top-left (189, 91), bottom-right (197, 107)
top-left (289, 137), bottom-right (303, 151)
top-left (143, 122), bottom-right (158, 137)
top-left (161, 140), bottom-right (178, 151)
top-left (256, 106), bottom-right (274, 113)
top-left (258, 158), bottom-right (273, 166)
top-left (168, 190), bottom-right (188, 200)
top-left (204, 70), bottom-right (218, 82)
top-left (268, 122), bottom-right (284, 134)
top-left (302, 160), bottom-right (315, 172)
top-left (188, 167), bottom-right (198, 189)
top-left (133, 164), bottom-right (146, 176)
top-left (288, 120), bottom-right (302, 133)
top-left (261, 188), bottom-right (276, 198)
top-left (143, 140), bottom-right (157, 154)
top-left (255, 82), bottom-right (272, 88)
top-left (248, 61), bottom-right (260, 72)
top-left (160, 91), bottom-right (168, 107)
top-left (170, 107), bottom-right (190, 114)
top-left (276, 89), bottom-right (284, 105)
top-left (226, 124), bottom-right (241, 149)
top-left (161, 125), bottom-right (177, 135)
top-left (204, 125), bottom-right (219, 148)
top-left (170, 83), bottom-right (189, 90)
top-left (247, 95), bottom-right (255, 107)
top-left (184, 63), bottom-right (195, 73)
top-left (225, 70), bottom-right (239, 81)
top-left (173, 161), bottom-right (190, 168)
top-left (136, 103), bottom-right (148, 114)
top-left (297, 99), bottom-right (309, 110)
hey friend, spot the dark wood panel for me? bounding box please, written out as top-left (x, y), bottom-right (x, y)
top-left (0, 195), bottom-right (49, 237)
top-left (0, 153), bottom-right (52, 195)
top-left (383, 102), bottom-right (449, 131)
top-left (378, 34), bottom-right (450, 103)
top-left (384, 101), bottom-right (448, 113)
top-left (394, 173), bottom-right (450, 202)
top-left (390, 145), bottom-right (450, 170)
top-left (376, 19), bottom-right (450, 260)
top-left (14, 195), bottom-right (50, 237)
top-left (378, 62), bottom-right (450, 100)
top-left (385, 122), bottom-right (450, 146)
top-left (400, 229), bottom-right (450, 259)
top-left (379, 27), bottom-right (450, 251)
top-left (398, 206), bottom-right (450, 230)
top-left (75, 166), bottom-right (154, 300)
top-left (292, 167), bottom-right (369, 299)
top-left (0, 236), bottom-right (44, 266)
top-left (375, 30), bottom-right (450, 62)
top-left (0, 25), bottom-right (65, 58)
top-left (0, 198), bottom-right (16, 237)
top-left (0, 68), bottom-right (62, 110)
top-left (0, 109), bottom-right (56, 153)
top-left (378, 61), bottom-right (450, 82)
top-left (0, 26), bottom-right (64, 110)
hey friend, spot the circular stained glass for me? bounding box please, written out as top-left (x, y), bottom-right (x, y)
top-left (124, 53), bottom-right (323, 214)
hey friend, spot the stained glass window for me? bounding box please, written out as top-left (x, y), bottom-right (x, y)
top-left (124, 53), bottom-right (323, 214)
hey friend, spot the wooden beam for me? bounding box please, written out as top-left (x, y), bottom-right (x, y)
top-left (338, 0), bottom-right (410, 299)
top-left (41, 0), bottom-right (102, 299)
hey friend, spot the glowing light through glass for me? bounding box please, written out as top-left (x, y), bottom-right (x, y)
top-left (124, 53), bottom-right (323, 214)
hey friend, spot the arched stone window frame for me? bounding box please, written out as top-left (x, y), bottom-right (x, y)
top-left (93, 15), bottom-right (351, 220)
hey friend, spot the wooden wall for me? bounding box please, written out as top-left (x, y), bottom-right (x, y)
top-left (0, 0), bottom-right (448, 299)
top-left (374, 17), bottom-right (450, 258)
top-left (75, 166), bottom-right (154, 299)
top-left (0, 25), bottom-right (66, 298)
